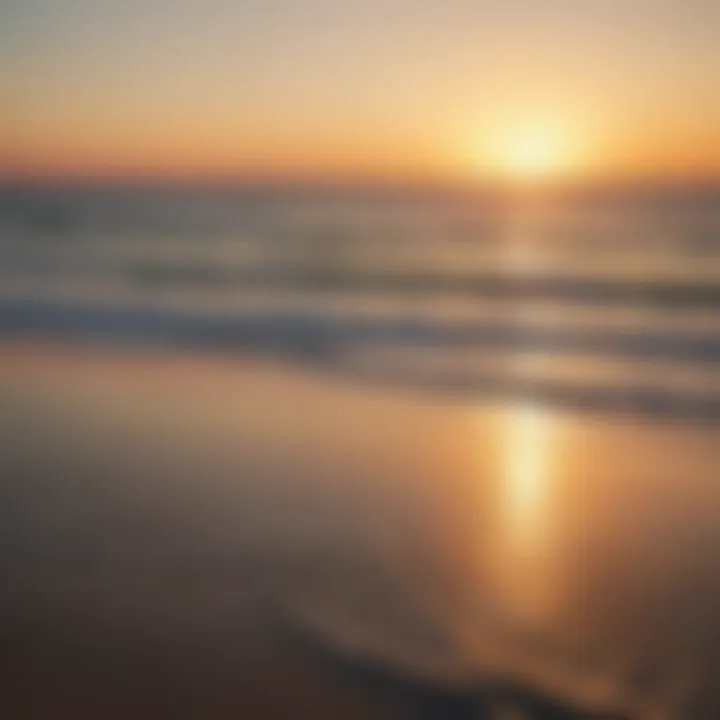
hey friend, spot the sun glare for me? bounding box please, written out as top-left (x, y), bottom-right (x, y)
top-left (503, 130), bottom-right (563, 178)
top-left (476, 122), bottom-right (578, 182)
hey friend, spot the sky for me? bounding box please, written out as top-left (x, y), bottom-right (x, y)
top-left (2, 0), bottom-right (720, 182)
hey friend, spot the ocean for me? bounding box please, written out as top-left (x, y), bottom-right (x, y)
top-left (1, 183), bottom-right (720, 420)
top-left (1, 182), bottom-right (720, 718)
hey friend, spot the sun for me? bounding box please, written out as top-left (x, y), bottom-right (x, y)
top-left (474, 122), bottom-right (578, 183)
top-left (500, 128), bottom-right (566, 179)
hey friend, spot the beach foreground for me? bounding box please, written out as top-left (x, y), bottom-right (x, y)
top-left (0, 343), bottom-right (616, 718)
top-left (2, 343), bottom-right (718, 718)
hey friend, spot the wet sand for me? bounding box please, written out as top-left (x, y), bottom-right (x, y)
top-left (0, 343), bottom-right (489, 719)
top-left (2, 342), bottom-right (716, 718)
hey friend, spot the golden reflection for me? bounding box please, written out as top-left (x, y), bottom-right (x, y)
top-left (496, 386), bottom-right (559, 622)
top-left (504, 399), bottom-right (554, 557)
top-left (502, 236), bottom-right (547, 276)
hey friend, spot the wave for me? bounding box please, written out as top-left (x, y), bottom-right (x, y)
top-left (2, 297), bottom-right (720, 422)
top-left (124, 263), bottom-right (720, 309)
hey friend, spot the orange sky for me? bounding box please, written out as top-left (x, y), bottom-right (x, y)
top-left (3, 0), bottom-right (720, 183)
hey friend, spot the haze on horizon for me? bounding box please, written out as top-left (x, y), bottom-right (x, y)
top-left (2, 0), bottom-right (720, 184)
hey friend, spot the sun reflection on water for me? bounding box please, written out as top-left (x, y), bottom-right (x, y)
top-left (505, 400), bottom-right (553, 555)
top-left (499, 393), bottom-right (558, 621)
